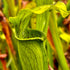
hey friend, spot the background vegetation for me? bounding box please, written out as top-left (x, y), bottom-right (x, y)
top-left (0, 0), bottom-right (70, 70)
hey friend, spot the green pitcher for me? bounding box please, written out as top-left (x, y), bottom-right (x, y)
top-left (15, 29), bottom-right (48, 70)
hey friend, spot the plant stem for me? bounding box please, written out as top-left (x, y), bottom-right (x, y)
top-left (49, 10), bottom-right (69, 70)
top-left (67, 0), bottom-right (70, 10)
top-left (47, 41), bottom-right (53, 68)
top-left (44, 0), bottom-right (53, 4)
top-left (3, 0), bottom-right (9, 18)
top-left (6, 0), bottom-right (16, 16)
top-left (1, 59), bottom-right (7, 70)
top-left (35, 0), bottom-right (53, 35)
top-left (43, 0), bottom-right (53, 35)
top-left (43, 12), bottom-right (50, 35)
top-left (18, 0), bottom-right (22, 10)
top-left (35, 0), bottom-right (46, 32)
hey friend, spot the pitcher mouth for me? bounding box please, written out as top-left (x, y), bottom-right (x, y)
top-left (14, 29), bottom-right (46, 41)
